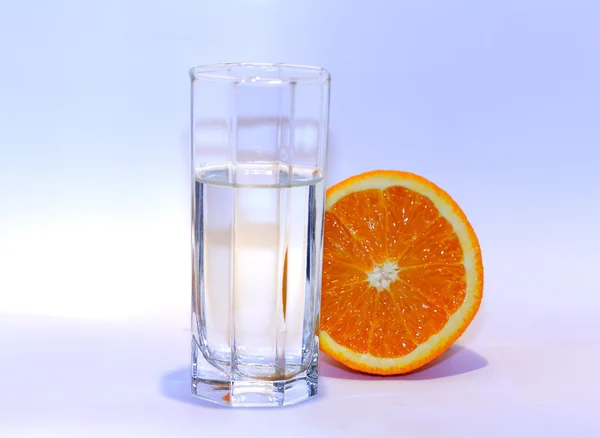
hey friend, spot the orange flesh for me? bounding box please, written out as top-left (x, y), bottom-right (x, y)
top-left (321, 186), bottom-right (467, 359)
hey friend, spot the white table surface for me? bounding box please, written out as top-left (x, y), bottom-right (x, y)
top-left (1, 314), bottom-right (598, 438)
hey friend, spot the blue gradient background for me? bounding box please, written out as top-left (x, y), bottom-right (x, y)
top-left (1, 1), bottom-right (599, 345)
top-left (1, 1), bottom-right (599, 435)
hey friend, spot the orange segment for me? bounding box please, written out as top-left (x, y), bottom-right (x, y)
top-left (329, 188), bottom-right (388, 267)
top-left (321, 282), bottom-right (375, 354)
top-left (368, 290), bottom-right (418, 358)
top-left (320, 170), bottom-right (483, 375)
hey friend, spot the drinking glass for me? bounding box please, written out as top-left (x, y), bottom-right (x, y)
top-left (190, 63), bottom-right (330, 407)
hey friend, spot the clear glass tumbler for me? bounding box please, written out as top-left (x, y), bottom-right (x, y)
top-left (190, 63), bottom-right (330, 407)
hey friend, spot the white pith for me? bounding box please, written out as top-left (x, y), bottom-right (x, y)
top-left (367, 260), bottom-right (400, 292)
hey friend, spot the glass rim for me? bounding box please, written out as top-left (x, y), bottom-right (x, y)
top-left (189, 62), bottom-right (330, 84)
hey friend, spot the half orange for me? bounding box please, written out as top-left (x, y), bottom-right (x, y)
top-left (320, 170), bottom-right (483, 375)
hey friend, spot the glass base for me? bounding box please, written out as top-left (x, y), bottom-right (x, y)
top-left (191, 340), bottom-right (319, 407)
